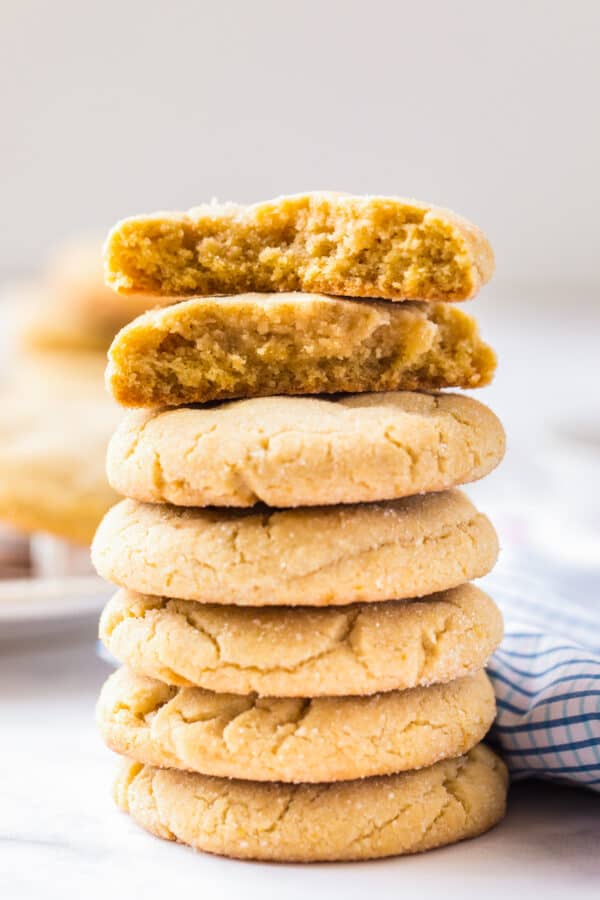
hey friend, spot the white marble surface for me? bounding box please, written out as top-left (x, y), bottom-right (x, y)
top-left (0, 628), bottom-right (598, 900)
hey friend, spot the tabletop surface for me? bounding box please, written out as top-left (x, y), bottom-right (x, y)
top-left (1, 627), bottom-right (598, 900)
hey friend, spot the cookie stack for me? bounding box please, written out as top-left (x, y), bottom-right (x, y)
top-left (93, 193), bottom-right (508, 863)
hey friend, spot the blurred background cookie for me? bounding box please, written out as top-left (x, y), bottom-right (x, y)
top-left (17, 239), bottom-right (166, 353)
top-left (0, 352), bottom-right (120, 576)
top-left (0, 237), bottom-right (160, 581)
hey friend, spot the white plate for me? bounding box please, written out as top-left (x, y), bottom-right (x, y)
top-left (0, 575), bottom-right (112, 640)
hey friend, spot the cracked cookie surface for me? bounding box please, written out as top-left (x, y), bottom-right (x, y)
top-left (107, 392), bottom-right (505, 508)
top-left (105, 294), bottom-right (496, 407)
top-left (100, 584), bottom-right (503, 696)
top-left (104, 192), bottom-right (493, 302)
top-left (114, 743), bottom-right (508, 861)
top-left (98, 668), bottom-right (495, 782)
top-left (91, 490), bottom-right (498, 606)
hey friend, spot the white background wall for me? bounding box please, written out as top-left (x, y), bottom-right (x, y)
top-left (3, 0), bottom-right (599, 288)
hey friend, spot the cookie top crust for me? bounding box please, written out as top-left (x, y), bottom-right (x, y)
top-left (107, 392), bottom-right (504, 508)
top-left (114, 744), bottom-right (508, 861)
top-left (100, 583), bottom-right (503, 696)
top-left (98, 667), bottom-right (496, 783)
top-left (91, 490), bottom-right (498, 606)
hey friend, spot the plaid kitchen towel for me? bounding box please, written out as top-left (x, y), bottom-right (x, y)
top-left (483, 569), bottom-right (600, 792)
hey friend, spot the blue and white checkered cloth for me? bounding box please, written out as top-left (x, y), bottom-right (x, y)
top-left (484, 569), bottom-right (600, 792)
